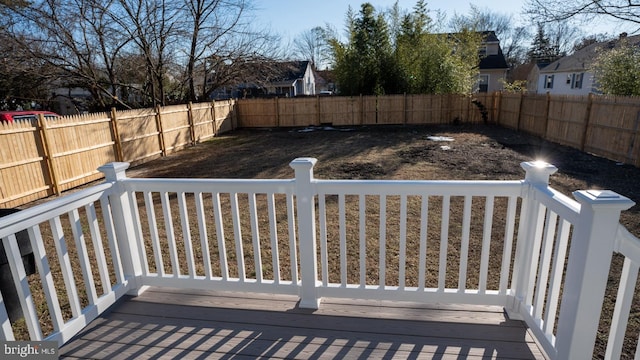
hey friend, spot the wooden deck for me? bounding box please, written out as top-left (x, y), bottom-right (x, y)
top-left (59, 288), bottom-right (547, 359)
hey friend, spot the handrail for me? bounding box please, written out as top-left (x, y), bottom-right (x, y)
top-left (1, 159), bottom-right (638, 359)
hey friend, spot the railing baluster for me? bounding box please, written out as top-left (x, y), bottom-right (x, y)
top-left (69, 209), bottom-right (98, 305)
top-left (286, 193), bottom-right (298, 283)
top-left (418, 195), bottom-right (429, 291)
top-left (85, 202), bottom-right (111, 294)
top-left (2, 234), bottom-right (42, 340)
top-left (0, 291), bottom-right (14, 341)
top-left (339, 194), bottom-right (347, 287)
top-left (28, 225), bottom-right (64, 332)
top-left (438, 196), bottom-right (450, 291)
top-left (379, 195), bottom-right (387, 288)
top-left (267, 193), bottom-right (280, 284)
top-left (248, 193), bottom-right (263, 282)
top-left (479, 196), bottom-right (495, 293)
top-left (318, 193), bottom-right (328, 286)
top-left (605, 257), bottom-right (639, 359)
top-left (50, 217), bottom-right (81, 317)
top-left (143, 192), bottom-right (164, 277)
top-left (230, 192), bottom-right (246, 281)
top-left (99, 197), bottom-right (125, 284)
top-left (211, 193), bottom-right (229, 280)
top-left (533, 209), bottom-right (558, 319)
top-left (543, 219), bottom-right (570, 335)
top-left (399, 195), bottom-right (408, 289)
top-left (459, 196), bottom-right (472, 292)
top-left (128, 191), bottom-right (148, 276)
top-left (177, 192), bottom-right (196, 277)
top-left (194, 192), bottom-right (212, 279)
top-left (525, 204), bottom-right (547, 307)
top-left (160, 192), bottom-right (180, 276)
top-left (359, 194), bottom-right (366, 288)
top-left (499, 196), bottom-right (518, 295)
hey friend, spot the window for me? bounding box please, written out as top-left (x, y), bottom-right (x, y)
top-left (544, 75), bottom-right (554, 89)
top-left (478, 45), bottom-right (487, 57)
top-left (571, 73), bottom-right (583, 89)
top-left (477, 74), bottom-right (489, 93)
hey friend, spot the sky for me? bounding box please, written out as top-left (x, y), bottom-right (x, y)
top-left (256, 0), bottom-right (629, 44)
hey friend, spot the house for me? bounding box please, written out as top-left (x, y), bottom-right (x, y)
top-left (476, 31), bottom-right (509, 93)
top-left (535, 33), bottom-right (640, 95)
top-left (210, 61), bottom-right (317, 99)
top-left (265, 61), bottom-right (316, 97)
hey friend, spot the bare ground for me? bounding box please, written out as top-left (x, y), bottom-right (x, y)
top-left (130, 124), bottom-right (640, 233)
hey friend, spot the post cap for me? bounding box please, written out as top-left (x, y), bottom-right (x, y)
top-left (573, 189), bottom-right (635, 209)
top-left (289, 157), bottom-right (318, 170)
top-left (98, 162), bottom-right (130, 181)
top-left (521, 161), bottom-right (558, 185)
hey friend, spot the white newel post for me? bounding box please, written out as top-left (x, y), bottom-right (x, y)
top-left (555, 190), bottom-right (634, 359)
top-left (507, 161), bottom-right (557, 319)
top-left (98, 162), bottom-right (144, 295)
top-left (290, 157), bottom-right (320, 309)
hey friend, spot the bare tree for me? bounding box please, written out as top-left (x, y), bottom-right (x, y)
top-left (449, 5), bottom-right (530, 66)
top-left (0, 0), bottom-right (134, 110)
top-left (525, 0), bottom-right (640, 30)
top-left (292, 26), bottom-right (333, 69)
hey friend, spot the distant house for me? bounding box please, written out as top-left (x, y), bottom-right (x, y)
top-left (265, 61), bottom-right (316, 97)
top-left (509, 62), bottom-right (548, 93)
top-left (211, 60), bottom-right (316, 99)
top-left (535, 33), bottom-right (640, 95)
top-left (476, 31), bottom-right (509, 93)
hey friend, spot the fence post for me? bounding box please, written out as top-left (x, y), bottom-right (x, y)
top-left (187, 101), bottom-right (196, 145)
top-left (36, 114), bottom-right (60, 196)
top-left (543, 92), bottom-right (551, 139)
top-left (289, 157), bottom-right (320, 309)
top-left (109, 107), bottom-right (124, 162)
top-left (555, 189), bottom-right (634, 359)
top-left (580, 93), bottom-right (594, 151)
top-left (506, 161), bottom-right (558, 319)
top-left (211, 100), bottom-right (217, 136)
top-left (155, 105), bottom-right (166, 156)
top-left (98, 162), bottom-right (144, 296)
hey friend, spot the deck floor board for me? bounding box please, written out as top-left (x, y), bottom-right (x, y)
top-left (59, 288), bottom-right (547, 359)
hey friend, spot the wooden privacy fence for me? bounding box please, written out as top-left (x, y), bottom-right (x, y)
top-left (236, 93), bottom-right (497, 127)
top-left (0, 100), bottom-right (236, 208)
top-left (4, 91), bottom-right (640, 208)
top-left (496, 92), bottom-right (640, 168)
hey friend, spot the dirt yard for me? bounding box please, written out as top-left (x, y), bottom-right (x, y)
top-left (130, 124), bottom-right (640, 234)
top-left (125, 123), bottom-right (640, 358)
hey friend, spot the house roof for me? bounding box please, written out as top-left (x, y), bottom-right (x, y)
top-left (268, 61), bottom-right (311, 85)
top-left (540, 34), bottom-right (640, 73)
top-left (446, 30), bottom-right (508, 70)
top-left (480, 49), bottom-right (508, 70)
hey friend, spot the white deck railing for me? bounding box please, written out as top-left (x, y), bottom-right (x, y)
top-left (0, 158), bottom-right (638, 359)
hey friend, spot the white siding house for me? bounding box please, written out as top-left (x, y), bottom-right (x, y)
top-left (536, 34), bottom-right (640, 95)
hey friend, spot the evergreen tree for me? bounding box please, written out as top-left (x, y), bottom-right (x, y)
top-left (527, 23), bottom-right (561, 64)
top-left (329, 1), bottom-right (481, 96)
